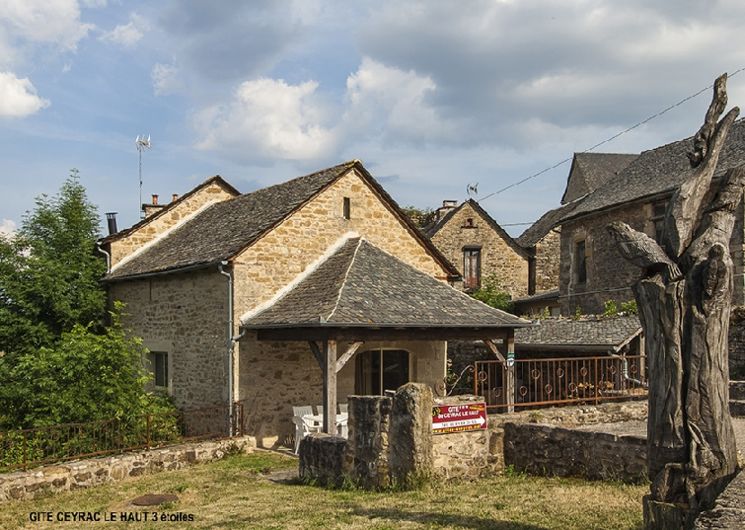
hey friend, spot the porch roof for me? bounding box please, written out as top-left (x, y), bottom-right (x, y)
top-left (241, 237), bottom-right (531, 340)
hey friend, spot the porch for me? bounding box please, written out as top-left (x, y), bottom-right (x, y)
top-left (238, 237), bottom-right (532, 446)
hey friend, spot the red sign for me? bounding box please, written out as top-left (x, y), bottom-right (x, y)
top-left (432, 402), bottom-right (487, 434)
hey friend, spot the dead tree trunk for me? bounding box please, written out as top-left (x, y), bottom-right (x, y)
top-left (606, 73), bottom-right (741, 527)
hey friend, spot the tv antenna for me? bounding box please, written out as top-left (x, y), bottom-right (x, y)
top-left (466, 182), bottom-right (479, 199)
top-left (135, 134), bottom-right (152, 218)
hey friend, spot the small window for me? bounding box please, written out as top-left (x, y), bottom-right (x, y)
top-left (651, 200), bottom-right (668, 243)
top-left (463, 247), bottom-right (481, 289)
top-left (463, 217), bottom-right (475, 228)
top-left (148, 351), bottom-right (169, 388)
top-left (343, 197), bottom-right (351, 220)
top-left (574, 241), bottom-right (587, 285)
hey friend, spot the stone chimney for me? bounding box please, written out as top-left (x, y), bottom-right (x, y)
top-left (142, 194), bottom-right (166, 218)
top-left (436, 200), bottom-right (458, 221)
top-left (171, 193), bottom-right (179, 202)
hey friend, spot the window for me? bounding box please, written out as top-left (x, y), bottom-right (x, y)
top-left (355, 349), bottom-right (409, 395)
top-left (574, 240), bottom-right (587, 285)
top-left (651, 200), bottom-right (668, 243)
top-left (147, 351), bottom-right (169, 388)
top-left (343, 197), bottom-right (351, 220)
top-left (463, 217), bottom-right (475, 228)
top-left (463, 247), bottom-right (481, 289)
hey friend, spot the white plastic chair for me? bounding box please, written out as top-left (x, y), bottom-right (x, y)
top-left (292, 406), bottom-right (319, 453)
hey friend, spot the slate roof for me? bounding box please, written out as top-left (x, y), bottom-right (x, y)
top-left (425, 199), bottom-right (530, 259)
top-left (101, 175), bottom-right (240, 243)
top-left (516, 200), bottom-right (580, 248)
top-left (515, 315), bottom-right (642, 352)
top-left (106, 161), bottom-right (459, 281)
top-left (562, 118), bottom-right (745, 222)
top-left (243, 237), bottom-right (531, 329)
top-left (561, 153), bottom-right (638, 204)
top-left (512, 289), bottom-right (559, 304)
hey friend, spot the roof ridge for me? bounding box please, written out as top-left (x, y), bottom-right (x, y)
top-left (325, 237), bottom-right (364, 322)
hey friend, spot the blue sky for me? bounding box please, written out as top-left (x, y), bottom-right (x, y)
top-left (1, 0), bottom-right (745, 237)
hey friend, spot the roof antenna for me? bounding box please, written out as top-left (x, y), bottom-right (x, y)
top-left (135, 134), bottom-right (152, 218)
top-left (466, 182), bottom-right (479, 199)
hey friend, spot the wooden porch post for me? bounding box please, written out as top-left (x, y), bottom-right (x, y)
top-left (322, 340), bottom-right (338, 435)
top-left (505, 330), bottom-right (516, 413)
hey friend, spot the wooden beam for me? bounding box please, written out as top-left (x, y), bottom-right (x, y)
top-left (322, 340), bottom-right (337, 435)
top-left (257, 327), bottom-right (516, 342)
top-left (336, 341), bottom-right (363, 373)
top-left (308, 341), bottom-right (324, 370)
top-left (482, 339), bottom-right (505, 362)
top-left (505, 329), bottom-right (516, 414)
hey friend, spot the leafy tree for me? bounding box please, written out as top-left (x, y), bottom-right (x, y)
top-left (401, 205), bottom-right (436, 230)
top-left (469, 274), bottom-right (513, 313)
top-left (0, 304), bottom-right (172, 429)
top-left (0, 169), bottom-right (106, 354)
top-left (0, 171), bottom-right (174, 431)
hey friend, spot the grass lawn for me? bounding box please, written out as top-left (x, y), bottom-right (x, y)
top-left (0, 451), bottom-right (646, 529)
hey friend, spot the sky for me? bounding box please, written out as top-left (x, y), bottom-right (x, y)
top-left (1, 0), bottom-right (745, 238)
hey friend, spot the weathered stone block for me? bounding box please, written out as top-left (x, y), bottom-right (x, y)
top-left (389, 383), bottom-right (434, 487)
top-left (298, 433), bottom-right (348, 487)
top-left (346, 395), bottom-right (392, 489)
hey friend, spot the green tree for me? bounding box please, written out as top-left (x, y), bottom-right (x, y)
top-left (0, 169), bottom-right (106, 354)
top-left (401, 205), bottom-right (436, 230)
top-left (469, 274), bottom-right (513, 313)
top-left (0, 171), bottom-right (174, 431)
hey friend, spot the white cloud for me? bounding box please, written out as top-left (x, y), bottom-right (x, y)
top-left (344, 57), bottom-right (455, 143)
top-left (0, 72), bottom-right (49, 117)
top-left (0, 219), bottom-right (16, 238)
top-left (99, 13), bottom-right (146, 48)
top-left (196, 77), bottom-right (336, 161)
top-left (151, 63), bottom-right (179, 95)
top-left (0, 0), bottom-right (92, 51)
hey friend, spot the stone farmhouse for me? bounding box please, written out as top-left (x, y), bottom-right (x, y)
top-left (425, 199), bottom-right (530, 297)
top-left (99, 160), bottom-right (530, 448)
top-left (556, 119), bottom-right (745, 314)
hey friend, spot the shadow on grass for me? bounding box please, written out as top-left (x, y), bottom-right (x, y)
top-left (349, 507), bottom-right (548, 530)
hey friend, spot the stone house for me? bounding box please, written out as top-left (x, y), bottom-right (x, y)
top-left (426, 199), bottom-right (530, 297)
top-left (100, 160), bottom-right (530, 448)
top-left (556, 119), bottom-right (745, 314)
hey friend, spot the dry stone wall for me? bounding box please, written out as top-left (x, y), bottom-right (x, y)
top-left (533, 229), bottom-right (561, 293)
top-left (0, 436), bottom-right (255, 503)
top-left (503, 422), bottom-right (647, 483)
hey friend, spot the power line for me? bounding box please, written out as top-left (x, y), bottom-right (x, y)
top-left (479, 67), bottom-right (745, 203)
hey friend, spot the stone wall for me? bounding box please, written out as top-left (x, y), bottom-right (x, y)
top-left (108, 180), bottom-right (236, 267)
top-left (109, 269), bottom-right (228, 417)
top-left (239, 336), bottom-right (447, 448)
top-left (559, 198), bottom-right (745, 315)
top-left (503, 422), bottom-right (647, 483)
top-left (533, 228), bottom-right (561, 294)
top-left (429, 201), bottom-right (529, 298)
top-left (0, 436), bottom-right (255, 503)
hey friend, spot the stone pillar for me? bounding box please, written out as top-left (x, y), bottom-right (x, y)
top-left (389, 383), bottom-right (434, 487)
top-left (346, 395), bottom-right (392, 489)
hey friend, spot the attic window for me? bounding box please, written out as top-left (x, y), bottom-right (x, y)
top-left (343, 197), bottom-right (351, 220)
top-left (463, 218), bottom-right (475, 228)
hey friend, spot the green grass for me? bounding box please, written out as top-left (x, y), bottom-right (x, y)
top-left (0, 451), bottom-right (645, 529)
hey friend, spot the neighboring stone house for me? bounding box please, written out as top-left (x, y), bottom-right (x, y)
top-left (557, 119), bottom-right (745, 314)
top-left (100, 160), bottom-right (530, 448)
top-left (426, 199), bottom-right (530, 297)
top-left (512, 153), bottom-right (637, 315)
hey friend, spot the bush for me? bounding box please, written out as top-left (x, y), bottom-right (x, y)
top-left (470, 274), bottom-right (513, 313)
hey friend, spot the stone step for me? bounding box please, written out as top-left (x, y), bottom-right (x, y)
top-left (730, 381), bottom-right (745, 401)
top-left (729, 399), bottom-right (745, 418)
